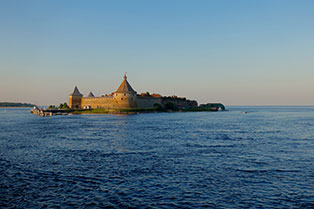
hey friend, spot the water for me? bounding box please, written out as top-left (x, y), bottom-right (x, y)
top-left (0, 107), bottom-right (314, 208)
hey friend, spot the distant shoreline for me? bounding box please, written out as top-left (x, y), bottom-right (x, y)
top-left (0, 102), bottom-right (35, 108)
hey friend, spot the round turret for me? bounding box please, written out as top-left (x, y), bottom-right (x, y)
top-left (113, 74), bottom-right (137, 109)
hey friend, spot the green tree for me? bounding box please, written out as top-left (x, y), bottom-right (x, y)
top-left (48, 105), bottom-right (56, 109)
top-left (153, 103), bottom-right (163, 111)
top-left (63, 103), bottom-right (69, 109)
top-left (164, 102), bottom-right (178, 111)
top-left (58, 103), bottom-right (69, 109)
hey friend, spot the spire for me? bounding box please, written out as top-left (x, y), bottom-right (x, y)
top-left (70, 86), bottom-right (83, 96)
top-left (87, 91), bottom-right (95, 97)
top-left (115, 73), bottom-right (136, 93)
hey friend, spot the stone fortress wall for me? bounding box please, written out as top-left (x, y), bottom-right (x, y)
top-left (136, 96), bottom-right (162, 108)
top-left (80, 95), bottom-right (163, 109)
top-left (69, 74), bottom-right (198, 110)
top-left (81, 97), bottom-right (114, 109)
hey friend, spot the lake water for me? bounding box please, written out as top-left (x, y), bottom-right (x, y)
top-left (0, 107), bottom-right (314, 208)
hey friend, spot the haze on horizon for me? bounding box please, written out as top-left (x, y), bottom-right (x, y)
top-left (0, 0), bottom-right (313, 106)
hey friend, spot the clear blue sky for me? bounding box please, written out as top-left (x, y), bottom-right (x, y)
top-left (1, 0), bottom-right (314, 106)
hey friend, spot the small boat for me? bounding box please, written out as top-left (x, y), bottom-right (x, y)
top-left (242, 111), bottom-right (248, 114)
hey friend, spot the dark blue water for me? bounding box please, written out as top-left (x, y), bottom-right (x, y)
top-left (1, 107), bottom-right (314, 208)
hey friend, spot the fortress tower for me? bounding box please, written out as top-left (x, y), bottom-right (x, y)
top-left (113, 74), bottom-right (138, 109)
top-left (68, 74), bottom-right (167, 110)
top-left (69, 86), bottom-right (83, 109)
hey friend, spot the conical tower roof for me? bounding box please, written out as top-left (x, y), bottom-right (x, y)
top-left (70, 86), bottom-right (83, 96)
top-left (115, 74), bottom-right (136, 93)
top-left (87, 91), bottom-right (95, 97)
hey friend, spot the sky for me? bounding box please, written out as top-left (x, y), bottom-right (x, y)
top-left (0, 0), bottom-right (314, 106)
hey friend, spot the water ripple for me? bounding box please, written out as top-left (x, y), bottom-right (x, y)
top-left (1, 107), bottom-right (314, 208)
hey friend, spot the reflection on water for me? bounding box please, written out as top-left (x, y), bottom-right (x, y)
top-left (0, 107), bottom-right (314, 208)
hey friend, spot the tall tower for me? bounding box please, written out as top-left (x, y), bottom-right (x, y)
top-left (113, 74), bottom-right (137, 109)
top-left (69, 86), bottom-right (83, 109)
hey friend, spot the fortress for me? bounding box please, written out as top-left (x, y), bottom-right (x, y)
top-left (69, 74), bottom-right (198, 110)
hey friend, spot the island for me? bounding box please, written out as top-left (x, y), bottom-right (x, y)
top-left (31, 74), bottom-right (225, 116)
